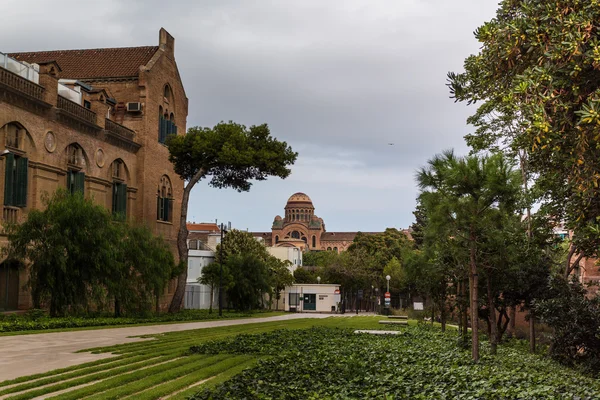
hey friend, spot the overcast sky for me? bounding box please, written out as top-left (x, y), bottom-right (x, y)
top-left (3, 0), bottom-right (500, 232)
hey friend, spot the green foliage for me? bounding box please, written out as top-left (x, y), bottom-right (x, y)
top-left (535, 276), bottom-right (600, 373)
top-left (215, 229), bottom-right (269, 264)
top-left (302, 250), bottom-right (338, 268)
top-left (6, 190), bottom-right (176, 317)
top-left (189, 326), bottom-right (600, 399)
top-left (292, 267), bottom-right (318, 284)
top-left (166, 122), bottom-right (297, 190)
top-left (0, 310), bottom-right (276, 333)
top-left (448, 0), bottom-right (600, 258)
top-left (225, 254), bottom-right (272, 311)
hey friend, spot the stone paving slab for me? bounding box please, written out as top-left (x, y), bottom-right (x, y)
top-left (0, 313), bottom-right (338, 381)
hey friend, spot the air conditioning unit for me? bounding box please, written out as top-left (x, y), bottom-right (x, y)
top-left (126, 102), bottom-right (142, 112)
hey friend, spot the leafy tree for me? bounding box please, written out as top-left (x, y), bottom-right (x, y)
top-left (225, 254), bottom-right (272, 311)
top-left (215, 229), bottom-right (270, 264)
top-left (268, 258), bottom-right (294, 310)
top-left (198, 262), bottom-right (233, 313)
top-left (417, 151), bottom-right (521, 361)
top-left (410, 200), bottom-right (428, 249)
top-left (302, 251), bottom-right (339, 268)
top-left (7, 190), bottom-right (176, 317)
top-left (448, 0), bottom-right (600, 267)
top-left (293, 267), bottom-right (319, 284)
top-left (166, 122), bottom-right (297, 312)
top-left (114, 223), bottom-right (177, 316)
top-left (535, 276), bottom-right (600, 373)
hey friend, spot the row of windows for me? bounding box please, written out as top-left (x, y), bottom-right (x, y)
top-left (286, 209), bottom-right (313, 222)
top-left (274, 233), bottom-right (318, 248)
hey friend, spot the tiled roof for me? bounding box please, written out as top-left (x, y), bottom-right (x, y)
top-left (187, 223), bottom-right (220, 232)
top-left (9, 46), bottom-right (159, 80)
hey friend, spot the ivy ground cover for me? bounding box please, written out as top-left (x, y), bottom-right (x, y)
top-left (0, 317), bottom-right (386, 399)
top-left (190, 325), bottom-right (600, 399)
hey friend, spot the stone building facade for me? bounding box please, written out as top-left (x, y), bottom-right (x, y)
top-left (0, 28), bottom-right (187, 310)
top-left (252, 192), bottom-right (388, 253)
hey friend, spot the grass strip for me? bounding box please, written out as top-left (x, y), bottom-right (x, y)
top-left (83, 354), bottom-right (231, 400)
top-left (0, 353), bottom-right (163, 396)
top-left (0, 355), bottom-right (126, 388)
top-left (42, 355), bottom-right (207, 400)
top-left (168, 357), bottom-right (259, 400)
top-left (5, 353), bottom-right (181, 400)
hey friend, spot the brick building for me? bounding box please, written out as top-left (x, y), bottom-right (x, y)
top-left (251, 192), bottom-right (410, 253)
top-left (0, 28), bottom-right (187, 310)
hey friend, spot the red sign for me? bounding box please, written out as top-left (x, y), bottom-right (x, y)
top-left (384, 292), bottom-right (391, 298)
top-left (334, 289), bottom-right (340, 295)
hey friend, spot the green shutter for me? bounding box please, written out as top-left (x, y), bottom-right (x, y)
top-left (158, 116), bottom-right (163, 142)
top-left (112, 183), bottom-right (118, 215)
top-left (168, 198), bottom-right (173, 222)
top-left (15, 157), bottom-right (28, 207)
top-left (157, 196), bottom-right (161, 220)
top-left (75, 172), bottom-right (85, 194)
top-left (172, 125), bottom-right (177, 135)
top-left (163, 198), bottom-right (169, 222)
top-left (160, 119), bottom-right (168, 143)
top-left (3, 153), bottom-right (15, 206)
top-left (119, 183), bottom-right (127, 218)
top-left (67, 171), bottom-right (73, 193)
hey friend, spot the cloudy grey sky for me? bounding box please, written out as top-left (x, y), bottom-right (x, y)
top-left (3, 0), bottom-right (499, 232)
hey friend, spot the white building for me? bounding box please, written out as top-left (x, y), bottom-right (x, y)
top-left (284, 284), bottom-right (341, 313)
top-left (267, 246), bottom-right (302, 273)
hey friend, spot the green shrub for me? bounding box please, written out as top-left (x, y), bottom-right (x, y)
top-left (189, 325), bottom-right (600, 399)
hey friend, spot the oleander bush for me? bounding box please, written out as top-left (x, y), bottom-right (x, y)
top-left (190, 325), bottom-right (600, 399)
top-left (0, 310), bottom-right (273, 333)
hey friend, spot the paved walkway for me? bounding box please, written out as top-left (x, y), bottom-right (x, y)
top-left (0, 313), bottom-right (341, 381)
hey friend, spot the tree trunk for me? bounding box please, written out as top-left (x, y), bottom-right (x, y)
top-left (529, 311), bottom-right (536, 353)
top-left (169, 169), bottom-right (205, 313)
top-left (497, 308), bottom-right (510, 343)
top-left (486, 277), bottom-right (498, 355)
top-left (565, 245), bottom-right (576, 278)
top-left (114, 297), bottom-right (121, 318)
top-left (440, 301), bottom-right (446, 332)
top-left (469, 231), bottom-right (479, 362)
top-left (155, 293), bottom-right (160, 315)
top-left (209, 285), bottom-right (214, 314)
top-left (507, 306), bottom-right (516, 338)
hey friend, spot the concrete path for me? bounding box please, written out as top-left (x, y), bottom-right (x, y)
top-left (0, 313), bottom-right (340, 381)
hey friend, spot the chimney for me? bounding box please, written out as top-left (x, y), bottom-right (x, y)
top-left (159, 28), bottom-right (175, 59)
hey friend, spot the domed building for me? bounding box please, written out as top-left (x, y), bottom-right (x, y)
top-left (252, 192), bottom-right (386, 253)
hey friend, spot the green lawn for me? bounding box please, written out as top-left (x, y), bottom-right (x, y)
top-left (1, 317), bottom-right (598, 399)
top-left (0, 310), bottom-right (285, 336)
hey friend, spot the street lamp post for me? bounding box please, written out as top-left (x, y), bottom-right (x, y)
top-left (317, 276), bottom-right (321, 284)
top-left (386, 275), bottom-right (391, 293)
top-left (218, 223), bottom-right (227, 317)
top-left (385, 275), bottom-right (391, 314)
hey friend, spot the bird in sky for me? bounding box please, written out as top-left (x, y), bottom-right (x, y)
top-left (388, 143), bottom-right (394, 146)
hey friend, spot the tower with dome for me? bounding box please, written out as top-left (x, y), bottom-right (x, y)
top-left (251, 192), bottom-right (398, 253)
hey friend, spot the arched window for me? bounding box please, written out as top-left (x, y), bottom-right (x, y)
top-left (2, 123), bottom-right (29, 210)
top-left (5, 123), bottom-right (22, 149)
top-left (66, 143), bottom-right (85, 195)
top-left (164, 85), bottom-right (171, 98)
top-left (312, 235), bottom-right (316, 248)
top-left (302, 236), bottom-right (307, 243)
top-left (291, 231), bottom-right (300, 239)
top-left (111, 159), bottom-right (127, 219)
top-left (275, 235), bottom-right (279, 244)
top-left (327, 247), bottom-right (332, 251)
top-left (157, 175), bottom-right (173, 222)
top-left (333, 247), bottom-right (338, 253)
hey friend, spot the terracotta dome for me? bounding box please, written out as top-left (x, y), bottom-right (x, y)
top-left (274, 215), bottom-right (282, 221)
top-left (287, 192), bottom-right (312, 204)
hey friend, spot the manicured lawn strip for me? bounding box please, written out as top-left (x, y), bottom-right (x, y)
top-left (85, 321), bottom-right (299, 355)
top-left (5, 354), bottom-right (181, 400)
top-left (0, 353), bottom-right (163, 396)
top-left (132, 355), bottom-right (254, 400)
top-left (83, 354), bottom-right (231, 400)
top-left (0, 353), bottom-right (135, 388)
top-left (0, 311), bottom-right (286, 336)
top-left (42, 355), bottom-right (208, 400)
top-left (169, 357), bottom-right (259, 400)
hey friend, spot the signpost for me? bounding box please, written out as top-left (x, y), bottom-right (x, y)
top-left (384, 291), bottom-right (391, 308)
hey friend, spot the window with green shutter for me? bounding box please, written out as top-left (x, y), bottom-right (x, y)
top-left (157, 175), bottom-right (173, 222)
top-left (4, 153), bottom-right (15, 207)
top-left (67, 171), bottom-right (85, 195)
top-left (112, 182), bottom-right (127, 219)
top-left (4, 154), bottom-right (27, 208)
